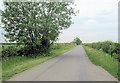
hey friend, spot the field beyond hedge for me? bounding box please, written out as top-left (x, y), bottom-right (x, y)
top-left (2, 44), bottom-right (77, 81)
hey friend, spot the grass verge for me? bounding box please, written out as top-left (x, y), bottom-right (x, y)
top-left (83, 46), bottom-right (118, 80)
top-left (0, 44), bottom-right (2, 83)
top-left (2, 44), bottom-right (77, 81)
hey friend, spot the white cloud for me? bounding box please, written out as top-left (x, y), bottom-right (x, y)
top-left (74, 0), bottom-right (119, 18)
top-left (84, 19), bottom-right (97, 24)
top-left (58, 0), bottom-right (119, 43)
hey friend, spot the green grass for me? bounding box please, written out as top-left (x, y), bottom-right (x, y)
top-left (0, 62), bottom-right (2, 83)
top-left (83, 46), bottom-right (118, 80)
top-left (0, 44), bottom-right (2, 83)
top-left (2, 44), bottom-right (77, 81)
top-left (0, 44), bottom-right (2, 54)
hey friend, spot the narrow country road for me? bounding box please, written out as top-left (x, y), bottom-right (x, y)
top-left (9, 45), bottom-right (117, 81)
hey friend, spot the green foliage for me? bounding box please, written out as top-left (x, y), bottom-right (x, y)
top-left (2, 44), bottom-right (77, 81)
top-left (2, 45), bottom-right (23, 60)
top-left (50, 43), bottom-right (61, 49)
top-left (73, 37), bottom-right (82, 45)
top-left (2, 43), bottom-right (75, 60)
top-left (84, 41), bottom-right (120, 61)
top-left (83, 46), bottom-right (119, 80)
top-left (50, 43), bottom-right (72, 49)
top-left (1, 2), bottom-right (76, 57)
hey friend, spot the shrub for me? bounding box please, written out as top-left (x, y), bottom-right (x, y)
top-left (84, 41), bottom-right (120, 61)
top-left (50, 43), bottom-right (61, 49)
top-left (2, 46), bottom-right (22, 59)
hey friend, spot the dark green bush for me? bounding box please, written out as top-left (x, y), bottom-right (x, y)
top-left (2, 46), bottom-right (22, 59)
top-left (1, 44), bottom-right (50, 59)
top-left (84, 41), bottom-right (120, 61)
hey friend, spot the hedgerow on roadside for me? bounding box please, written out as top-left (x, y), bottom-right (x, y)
top-left (83, 41), bottom-right (120, 61)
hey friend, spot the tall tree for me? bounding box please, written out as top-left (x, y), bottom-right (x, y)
top-left (73, 37), bottom-right (82, 45)
top-left (1, 2), bottom-right (76, 55)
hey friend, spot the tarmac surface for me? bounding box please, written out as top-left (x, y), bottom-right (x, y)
top-left (9, 45), bottom-right (117, 81)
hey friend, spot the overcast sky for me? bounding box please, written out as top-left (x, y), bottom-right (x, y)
top-left (0, 0), bottom-right (119, 43)
top-left (57, 0), bottom-right (119, 43)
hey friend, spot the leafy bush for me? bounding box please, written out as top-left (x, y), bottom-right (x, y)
top-left (2, 45), bottom-right (23, 60)
top-left (84, 41), bottom-right (120, 61)
top-left (83, 46), bottom-right (119, 80)
top-left (2, 44), bottom-right (49, 59)
top-left (50, 43), bottom-right (61, 49)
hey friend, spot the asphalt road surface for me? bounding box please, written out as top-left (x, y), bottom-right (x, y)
top-left (9, 45), bottom-right (117, 81)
